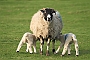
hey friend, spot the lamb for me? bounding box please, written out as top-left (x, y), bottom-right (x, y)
top-left (30, 8), bottom-right (63, 56)
top-left (54, 33), bottom-right (79, 56)
top-left (16, 32), bottom-right (37, 54)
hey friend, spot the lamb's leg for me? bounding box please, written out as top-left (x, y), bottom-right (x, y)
top-left (26, 43), bottom-right (29, 52)
top-left (67, 44), bottom-right (71, 55)
top-left (46, 38), bottom-right (51, 56)
top-left (55, 43), bottom-right (64, 54)
top-left (33, 43), bottom-right (37, 53)
top-left (16, 40), bottom-right (23, 52)
top-left (55, 46), bottom-right (60, 54)
top-left (74, 39), bottom-right (79, 56)
top-left (28, 44), bottom-right (33, 54)
top-left (61, 39), bottom-right (70, 56)
top-left (52, 39), bottom-right (55, 53)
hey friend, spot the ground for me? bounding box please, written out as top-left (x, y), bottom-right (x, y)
top-left (0, 0), bottom-right (90, 60)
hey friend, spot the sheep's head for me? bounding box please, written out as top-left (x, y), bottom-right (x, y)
top-left (40, 8), bottom-right (56, 21)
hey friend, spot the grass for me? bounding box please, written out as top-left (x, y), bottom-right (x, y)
top-left (0, 0), bottom-right (90, 60)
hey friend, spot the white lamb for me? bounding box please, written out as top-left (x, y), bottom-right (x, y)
top-left (55, 33), bottom-right (79, 56)
top-left (30, 8), bottom-right (63, 56)
top-left (16, 32), bottom-right (37, 54)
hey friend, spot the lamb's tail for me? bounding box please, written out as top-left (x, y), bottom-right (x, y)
top-left (21, 32), bottom-right (30, 43)
top-left (71, 34), bottom-right (77, 41)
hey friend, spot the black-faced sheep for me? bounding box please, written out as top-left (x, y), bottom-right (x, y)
top-left (16, 32), bottom-right (37, 54)
top-left (30, 8), bottom-right (63, 56)
top-left (54, 33), bottom-right (79, 56)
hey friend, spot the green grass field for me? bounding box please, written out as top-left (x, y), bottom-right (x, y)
top-left (0, 0), bottom-right (90, 60)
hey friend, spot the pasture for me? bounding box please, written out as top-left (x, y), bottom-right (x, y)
top-left (0, 0), bottom-right (90, 60)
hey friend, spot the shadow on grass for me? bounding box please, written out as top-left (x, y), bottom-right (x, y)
top-left (15, 49), bottom-right (90, 58)
top-left (19, 52), bottom-right (29, 54)
top-left (79, 49), bottom-right (90, 56)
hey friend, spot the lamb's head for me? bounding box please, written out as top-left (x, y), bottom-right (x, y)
top-left (56, 32), bottom-right (63, 40)
top-left (40, 8), bottom-right (56, 21)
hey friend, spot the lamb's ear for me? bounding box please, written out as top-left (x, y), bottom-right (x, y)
top-left (40, 10), bottom-right (45, 13)
top-left (60, 32), bottom-right (62, 35)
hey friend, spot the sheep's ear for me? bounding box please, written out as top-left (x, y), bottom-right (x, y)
top-left (52, 9), bottom-right (56, 14)
top-left (40, 10), bottom-right (45, 13)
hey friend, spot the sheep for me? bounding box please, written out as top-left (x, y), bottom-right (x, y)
top-left (54, 33), bottom-right (79, 56)
top-left (30, 8), bottom-right (63, 56)
top-left (16, 32), bottom-right (37, 54)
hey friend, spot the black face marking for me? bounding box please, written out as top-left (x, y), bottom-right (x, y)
top-left (40, 8), bottom-right (56, 21)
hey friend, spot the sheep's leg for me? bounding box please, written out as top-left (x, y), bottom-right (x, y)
top-left (52, 39), bottom-right (55, 53)
top-left (61, 39), bottom-right (70, 56)
top-left (67, 44), bottom-right (71, 55)
top-left (55, 43), bottom-right (64, 54)
top-left (40, 38), bottom-right (44, 55)
top-left (16, 40), bottom-right (23, 52)
top-left (74, 39), bottom-right (79, 56)
top-left (46, 38), bottom-right (51, 56)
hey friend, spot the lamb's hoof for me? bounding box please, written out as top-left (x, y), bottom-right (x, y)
top-left (46, 50), bottom-right (49, 56)
top-left (54, 52), bottom-right (57, 54)
top-left (68, 54), bottom-right (71, 55)
top-left (34, 52), bottom-right (37, 54)
top-left (26, 51), bottom-right (28, 52)
top-left (26, 50), bottom-right (28, 52)
top-left (61, 55), bottom-right (64, 57)
top-left (52, 49), bottom-right (55, 53)
top-left (76, 55), bottom-right (79, 57)
top-left (30, 53), bottom-right (33, 54)
top-left (16, 51), bottom-right (19, 52)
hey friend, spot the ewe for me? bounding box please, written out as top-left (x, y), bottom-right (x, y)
top-left (30, 8), bottom-right (63, 56)
top-left (16, 32), bottom-right (37, 54)
top-left (55, 33), bottom-right (79, 56)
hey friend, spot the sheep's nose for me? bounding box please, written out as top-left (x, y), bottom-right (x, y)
top-left (47, 14), bottom-right (51, 21)
top-left (47, 18), bottom-right (51, 21)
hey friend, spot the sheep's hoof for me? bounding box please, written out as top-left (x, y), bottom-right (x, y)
top-left (40, 49), bottom-right (43, 55)
top-left (46, 53), bottom-right (49, 56)
top-left (61, 55), bottom-right (64, 57)
top-left (40, 52), bottom-right (43, 55)
top-left (46, 50), bottom-right (49, 56)
top-left (52, 49), bottom-right (55, 53)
